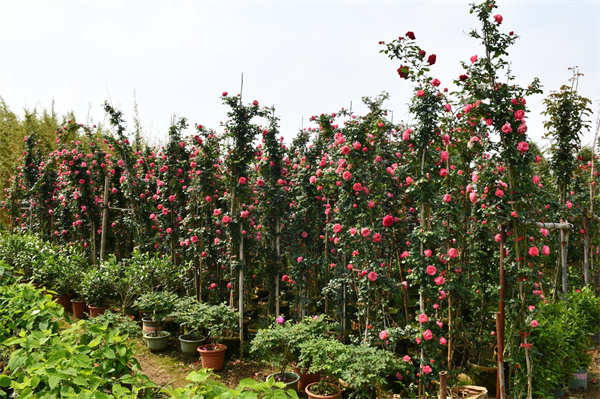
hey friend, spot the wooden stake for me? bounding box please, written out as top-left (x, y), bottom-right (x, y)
top-left (100, 176), bottom-right (109, 262)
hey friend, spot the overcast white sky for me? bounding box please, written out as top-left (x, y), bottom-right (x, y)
top-left (1, 1), bottom-right (599, 150)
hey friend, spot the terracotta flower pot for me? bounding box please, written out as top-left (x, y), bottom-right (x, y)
top-left (71, 300), bottom-right (88, 319)
top-left (198, 344), bottom-right (227, 371)
top-left (305, 382), bottom-right (342, 399)
top-left (88, 305), bottom-right (108, 318)
top-left (53, 293), bottom-right (72, 313)
top-left (293, 363), bottom-right (321, 390)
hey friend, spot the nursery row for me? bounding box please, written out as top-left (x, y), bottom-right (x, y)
top-left (0, 261), bottom-right (300, 399)
top-left (2, 232), bottom-right (599, 398)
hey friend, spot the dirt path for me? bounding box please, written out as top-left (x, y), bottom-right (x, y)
top-left (132, 337), bottom-right (275, 390)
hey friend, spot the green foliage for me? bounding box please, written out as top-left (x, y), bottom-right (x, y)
top-left (133, 291), bottom-right (180, 326)
top-left (162, 369), bottom-right (298, 399)
top-left (298, 337), bottom-right (408, 398)
top-left (80, 262), bottom-right (118, 307)
top-left (0, 261), bottom-right (156, 398)
top-left (250, 315), bottom-right (333, 377)
top-left (543, 68), bottom-right (593, 200)
top-left (85, 309), bottom-right (142, 338)
top-left (511, 297), bottom-right (593, 397)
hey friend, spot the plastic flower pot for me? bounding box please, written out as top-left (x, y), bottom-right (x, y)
top-left (570, 367), bottom-right (588, 391)
top-left (305, 382), bottom-right (341, 399)
top-left (142, 317), bottom-right (163, 333)
top-left (144, 331), bottom-right (171, 351)
top-left (178, 334), bottom-right (204, 355)
top-left (71, 299), bottom-right (88, 319)
top-left (266, 372), bottom-right (300, 392)
top-left (88, 305), bottom-right (108, 318)
top-left (198, 344), bottom-right (227, 371)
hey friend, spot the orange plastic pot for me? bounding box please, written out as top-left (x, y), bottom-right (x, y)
top-left (198, 344), bottom-right (227, 371)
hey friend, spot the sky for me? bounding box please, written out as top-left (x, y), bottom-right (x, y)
top-left (1, 0), bottom-right (599, 151)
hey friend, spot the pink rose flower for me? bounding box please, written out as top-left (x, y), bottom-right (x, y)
top-left (276, 316), bottom-right (285, 325)
top-left (470, 55), bottom-right (478, 63)
top-left (494, 14), bottom-right (503, 24)
top-left (435, 276), bottom-right (445, 286)
top-left (439, 336), bottom-right (447, 345)
top-left (424, 249), bottom-right (432, 257)
top-left (222, 215), bottom-right (232, 224)
top-left (349, 227), bottom-right (357, 236)
top-left (416, 90), bottom-right (425, 97)
top-left (448, 248), bottom-right (458, 259)
top-left (353, 182), bottom-right (362, 192)
top-left (309, 176), bottom-right (317, 184)
top-left (469, 192), bottom-right (477, 203)
top-left (367, 272), bottom-right (377, 281)
top-left (422, 365), bottom-right (432, 374)
top-left (514, 110), bottom-right (525, 121)
top-left (542, 245), bottom-right (550, 256)
top-left (361, 228), bottom-right (371, 237)
top-left (529, 246), bottom-right (539, 257)
top-left (238, 176), bottom-right (247, 184)
top-left (405, 176), bottom-right (414, 185)
top-left (343, 171), bottom-right (352, 180)
top-left (379, 330), bottom-right (388, 340)
top-left (517, 141), bottom-right (529, 154)
top-left (403, 355), bottom-right (411, 362)
top-left (423, 329), bottom-right (433, 340)
top-left (382, 215), bottom-right (394, 227)
top-left (518, 123), bottom-right (528, 134)
top-left (418, 313), bottom-right (428, 323)
top-left (440, 151), bottom-right (449, 161)
top-left (443, 194), bottom-right (452, 203)
top-left (444, 103), bottom-right (452, 112)
top-left (501, 123), bottom-right (512, 134)
top-left (495, 188), bottom-right (504, 198)
top-left (333, 224), bottom-right (342, 233)
top-left (402, 128), bottom-right (411, 141)
top-left (426, 265), bottom-right (437, 276)
top-left (341, 145), bottom-right (350, 155)
top-left (372, 233), bottom-right (381, 243)
top-left (531, 320), bottom-right (539, 328)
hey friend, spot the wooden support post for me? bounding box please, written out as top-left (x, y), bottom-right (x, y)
top-left (497, 226), bottom-right (506, 399)
top-left (100, 176), bottom-right (109, 262)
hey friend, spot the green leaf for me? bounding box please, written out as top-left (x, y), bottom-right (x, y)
top-left (102, 347), bottom-right (116, 359)
top-left (0, 375), bottom-right (11, 388)
top-left (48, 374), bottom-right (62, 389)
top-left (72, 376), bottom-right (88, 386)
top-left (94, 392), bottom-right (110, 399)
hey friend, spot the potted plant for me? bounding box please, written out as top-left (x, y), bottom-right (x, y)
top-left (80, 263), bottom-right (117, 317)
top-left (250, 315), bottom-right (332, 391)
top-left (174, 296), bottom-right (207, 355)
top-left (197, 302), bottom-right (239, 371)
top-left (105, 251), bottom-right (146, 317)
top-left (297, 337), bottom-right (346, 399)
top-left (134, 291), bottom-right (179, 351)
